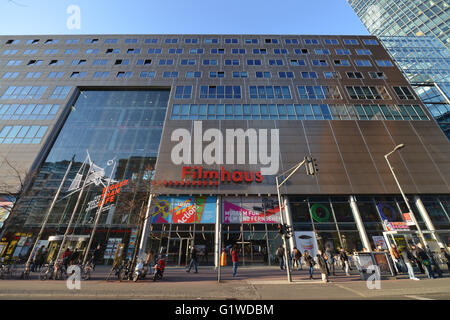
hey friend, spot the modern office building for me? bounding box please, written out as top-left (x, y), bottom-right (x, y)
top-left (347, 0), bottom-right (449, 49)
top-left (380, 36), bottom-right (450, 139)
top-left (0, 34), bottom-right (449, 267)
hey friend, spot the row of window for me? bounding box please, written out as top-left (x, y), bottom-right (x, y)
top-left (170, 103), bottom-right (428, 121)
top-left (0, 125), bottom-right (48, 144)
top-left (0, 86), bottom-right (71, 100)
top-left (3, 38), bottom-right (379, 46)
top-left (0, 104), bottom-right (60, 120)
top-left (3, 47), bottom-right (380, 56)
top-left (172, 85), bottom-right (415, 101)
top-left (2, 57), bottom-right (393, 68)
top-left (3, 70), bottom-right (388, 81)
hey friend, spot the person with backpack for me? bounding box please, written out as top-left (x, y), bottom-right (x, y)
top-left (276, 245), bottom-right (285, 270)
top-left (415, 243), bottom-right (436, 279)
top-left (303, 250), bottom-right (315, 280)
top-left (317, 249), bottom-right (329, 283)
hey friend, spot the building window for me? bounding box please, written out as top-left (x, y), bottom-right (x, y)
top-left (124, 38), bottom-right (138, 44)
top-left (159, 59), bottom-right (174, 65)
top-left (256, 71), bottom-right (271, 78)
top-left (137, 59), bottom-right (152, 65)
top-left (65, 39), bottom-right (79, 44)
top-left (0, 125), bottom-right (48, 144)
top-left (253, 48), bottom-right (267, 54)
top-left (231, 48), bottom-right (246, 54)
top-left (114, 59), bottom-right (129, 65)
top-left (185, 71), bottom-right (201, 78)
top-left (49, 86), bottom-right (71, 99)
top-left (247, 59), bottom-right (262, 66)
top-left (297, 86), bottom-right (341, 99)
top-left (210, 48), bottom-right (224, 54)
top-left (323, 39), bottom-right (339, 45)
top-left (268, 59), bottom-right (283, 66)
top-left (225, 38), bottom-right (239, 44)
top-left (104, 38), bottom-right (118, 44)
top-left (116, 71), bottom-right (132, 78)
top-left (304, 39), bottom-right (319, 44)
top-left (44, 39), bottom-right (58, 44)
top-left (2, 72), bottom-right (19, 79)
top-left (393, 87), bottom-right (415, 100)
top-left (232, 71), bottom-right (247, 78)
top-left (93, 59), bottom-right (108, 65)
top-left (290, 59), bottom-right (306, 66)
top-left (72, 59), bottom-right (86, 65)
top-left (363, 39), bottom-right (379, 45)
top-left (139, 71), bottom-right (155, 78)
top-left (127, 48), bottom-right (141, 54)
top-left (312, 59), bottom-right (328, 66)
top-left (144, 38), bottom-right (158, 44)
top-left (294, 48), bottom-right (309, 54)
top-left (0, 103), bottom-right (59, 120)
top-left (3, 49), bottom-right (18, 55)
top-left (209, 71), bottom-right (225, 78)
top-left (85, 38), bottom-right (99, 44)
top-left (189, 48), bottom-right (204, 54)
top-left (376, 60), bottom-right (394, 67)
top-left (5, 39), bottom-right (20, 45)
top-left (25, 72), bottom-right (41, 79)
top-left (315, 49), bottom-right (330, 55)
top-left (184, 38), bottom-right (198, 44)
top-left (323, 72), bottom-right (341, 79)
top-left (85, 49), bottom-right (99, 54)
top-left (204, 38), bottom-right (218, 44)
top-left (249, 86), bottom-right (291, 99)
top-left (168, 48), bottom-right (183, 54)
top-left (225, 59), bottom-right (240, 66)
top-left (346, 86), bottom-right (391, 100)
top-left (6, 60), bottom-right (22, 66)
top-left (354, 59), bottom-right (372, 67)
top-left (174, 86), bottom-right (192, 99)
top-left (301, 72), bottom-right (317, 79)
top-left (200, 86), bottom-right (241, 99)
top-left (245, 38), bottom-right (258, 44)
top-left (285, 39), bottom-right (299, 44)
top-left (264, 38), bottom-right (278, 44)
top-left (333, 59), bottom-right (350, 66)
top-left (163, 71), bottom-right (179, 78)
top-left (64, 49), bottom-right (79, 54)
top-left (27, 60), bottom-right (43, 66)
top-left (278, 72), bottom-right (294, 78)
top-left (147, 48), bottom-right (162, 54)
top-left (181, 59), bottom-right (196, 65)
top-left (23, 49), bottom-right (38, 55)
top-left (274, 48), bottom-right (288, 54)
top-left (1, 86), bottom-right (48, 100)
top-left (335, 49), bottom-right (351, 55)
top-left (48, 60), bottom-right (64, 66)
top-left (356, 49), bottom-right (372, 55)
top-left (106, 48), bottom-right (120, 54)
top-left (346, 72), bottom-right (363, 79)
top-left (43, 49), bottom-right (58, 55)
top-left (26, 39), bottom-right (40, 44)
top-left (369, 72), bottom-right (386, 79)
top-left (165, 38), bottom-right (178, 44)
top-left (93, 71), bottom-right (109, 78)
top-left (48, 72), bottom-right (64, 79)
top-left (202, 59), bottom-right (218, 66)
top-left (343, 39), bottom-right (359, 45)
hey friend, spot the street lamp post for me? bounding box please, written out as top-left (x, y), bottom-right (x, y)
top-left (384, 144), bottom-right (427, 247)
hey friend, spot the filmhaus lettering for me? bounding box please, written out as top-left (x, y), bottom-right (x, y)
top-left (170, 121), bottom-right (280, 175)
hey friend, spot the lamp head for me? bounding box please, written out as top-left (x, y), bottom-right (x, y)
top-left (394, 143), bottom-right (405, 151)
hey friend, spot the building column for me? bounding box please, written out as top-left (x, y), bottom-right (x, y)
top-left (349, 196), bottom-right (372, 251)
top-left (214, 196), bottom-right (221, 269)
top-left (283, 197), bottom-right (296, 253)
top-left (137, 193), bottom-right (154, 258)
top-left (414, 196), bottom-right (445, 248)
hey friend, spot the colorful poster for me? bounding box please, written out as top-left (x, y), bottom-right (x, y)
top-left (126, 228), bottom-right (138, 260)
top-left (372, 236), bottom-right (387, 250)
top-left (294, 231), bottom-right (319, 258)
top-left (0, 195), bottom-right (15, 229)
top-left (223, 197), bottom-right (281, 224)
top-left (104, 238), bottom-right (122, 260)
top-left (151, 196), bottom-right (216, 224)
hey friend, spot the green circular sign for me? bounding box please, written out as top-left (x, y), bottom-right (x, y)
top-left (310, 204), bottom-right (331, 222)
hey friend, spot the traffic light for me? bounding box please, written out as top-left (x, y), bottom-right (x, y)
top-left (305, 156), bottom-right (319, 176)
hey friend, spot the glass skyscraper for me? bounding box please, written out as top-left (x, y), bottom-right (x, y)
top-left (347, 0), bottom-right (449, 49)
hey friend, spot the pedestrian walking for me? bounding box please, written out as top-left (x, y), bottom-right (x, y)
top-left (410, 245), bottom-right (425, 274)
top-left (276, 245), bottom-right (285, 270)
top-left (303, 250), bottom-right (315, 280)
top-left (186, 245), bottom-right (198, 273)
top-left (339, 248), bottom-right (350, 276)
top-left (389, 243), bottom-right (402, 275)
top-left (401, 247), bottom-right (420, 280)
top-left (439, 247), bottom-right (450, 271)
top-left (146, 249), bottom-right (154, 274)
top-left (425, 244), bottom-right (443, 278)
top-left (91, 244), bottom-right (103, 270)
top-left (325, 247), bottom-right (335, 276)
top-left (415, 243), bottom-right (436, 279)
top-left (317, 250), bottom-right (329, 283)
top-left (61, 247), bottom-right (71, 270)
top-left (292, 247), bottom-right (302, 270)
top-left (231, 246), bottom-right (239, 277)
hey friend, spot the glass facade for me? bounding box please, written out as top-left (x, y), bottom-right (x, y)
top-left (3, 89), bottom-right (169, 263)
top-left (380, 36), bottom-right (450, 139)
top-left (348, 0), bottom-right (449, 49)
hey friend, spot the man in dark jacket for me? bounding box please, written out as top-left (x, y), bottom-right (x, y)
top-left (276, 245), bottom-right (285, 270)
top-left (317, 250), bottom-right (329, 283)
top-left (325, 247), bottom-right (335, 276)
top-left (339, 248), bottom-right (350, 276)
top-left (92, 245), bottom-right (102, 270)
top-left (401, 247), bottom-right (420, 280)
top-left (411, 245), bottom-right (425, 274)
top-left (415, 243), bottom-right (436, 279)
top-left (186, 245), bottom-right (198, 273)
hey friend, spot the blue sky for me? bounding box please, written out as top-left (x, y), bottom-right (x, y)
top-left (0, 0), bottom-right (368, 35)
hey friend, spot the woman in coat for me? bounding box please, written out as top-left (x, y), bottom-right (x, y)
top-left (317, 249), bottom-right (329, 283)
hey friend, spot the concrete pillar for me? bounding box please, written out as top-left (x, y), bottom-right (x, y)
top-left (214, 196), bottom-right (221, 269)
top-left (283, 197), bottom-right (296, 253)
top-left (137, 193), bottom-right (154, 258)
top-left (349, 196), bottom-right (372, 251)
top-left (414, 196), bottom-right (445, 248)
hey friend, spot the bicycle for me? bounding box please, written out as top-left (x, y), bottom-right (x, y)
top-left (39, 262), bottom-right (54, 280)
top-left (0, 260), bottom-right (18, 279)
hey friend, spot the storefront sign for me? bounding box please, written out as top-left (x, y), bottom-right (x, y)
top-left (294, 231), bottom-right (319, 258)
top-left (383, 220), bottom-right (410, 231)
top-left (402, 212), bottom-right (415, 226)
top-left (372, 236), bottom-right (387, 250)
top-left (151, 196), bottom-right (216, 224)
top-left (85, 180), bottom-right (128, 212)
top-left (222, 197), bottom-right (281, 224)
top-left (310, 204), bottom-right (331, 223)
